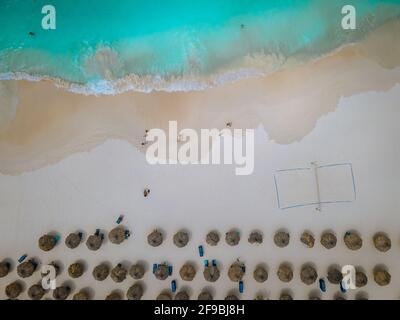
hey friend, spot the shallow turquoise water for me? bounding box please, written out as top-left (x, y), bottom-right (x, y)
top-left (0, 0), bottom-right (399, 92)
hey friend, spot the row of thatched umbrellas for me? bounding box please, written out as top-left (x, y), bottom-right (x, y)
top-left (1, 254), bottom-right (391, 299)
top-left (0, 227), bottom-right (393, 299)
top-left (32, 227), bottom-right (394, 252)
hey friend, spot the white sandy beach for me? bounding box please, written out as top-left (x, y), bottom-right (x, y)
top-left (0, 85), bottom-right (400, 299)
top-left (0, 20), bottom-right (399, 300)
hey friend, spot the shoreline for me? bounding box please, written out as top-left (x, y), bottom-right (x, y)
top-left (0, 19), bottom-right (400, 175)
top-left (0, 39), bottom-right (389, 96)
top-left (0, 16), bottom-right (399, 96)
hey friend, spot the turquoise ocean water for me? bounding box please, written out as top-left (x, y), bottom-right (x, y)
top-left (0, 0), bottom-right (399, 93)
